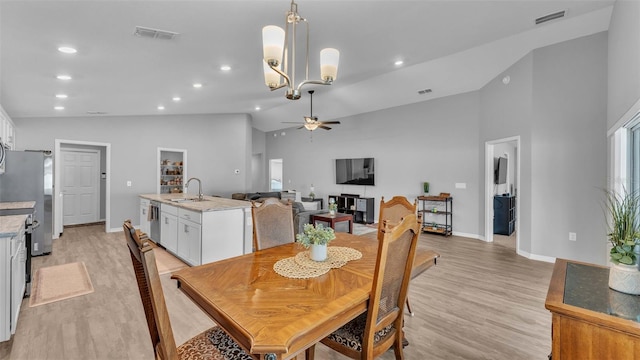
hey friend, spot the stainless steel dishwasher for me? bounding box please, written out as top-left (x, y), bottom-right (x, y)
top-left (149, 201), bottom-right (161, 244)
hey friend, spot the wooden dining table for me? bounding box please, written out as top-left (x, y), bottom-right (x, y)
top-left (171, 232), bottom-right (439, 360)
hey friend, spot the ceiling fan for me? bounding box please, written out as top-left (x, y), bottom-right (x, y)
top-left (283, 90), bottom-right (341, 131)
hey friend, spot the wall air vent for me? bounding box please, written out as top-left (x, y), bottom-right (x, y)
top-left (86, 111), bottom-right (107, 115)
top-left (417, 89), bottom-right (432, 95)
top-left (133, 26), bottom-right (179, 40)
top-left (535, 10), bottom-right (566, 25)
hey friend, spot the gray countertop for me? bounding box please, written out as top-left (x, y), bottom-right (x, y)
top-left (140, 194), bottom-right (251, 212)
top-left (0, 201), bottom-right (36, 210)
top-left (0, 215), bottom-right (27, 237)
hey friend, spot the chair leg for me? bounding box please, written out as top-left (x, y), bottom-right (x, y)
top-left (305, 344), bottom-right (316, 360)
top-left (406, 297), bottom-right (414, 316)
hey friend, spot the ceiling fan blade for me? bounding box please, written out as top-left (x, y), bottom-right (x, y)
top-left (282, 121), bottom-right (303, 124)
top-left (319, 125), bottom-right (332, 130)
top-left (319, 121), bottom-right (341, 125)
top-left (297, 125), bottom-right (305, 129)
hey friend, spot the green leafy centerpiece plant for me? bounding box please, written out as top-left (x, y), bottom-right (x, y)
top-left (605, 188), bottom-right (640, 295)
top-left (296, 223), bottom-right (336, 261)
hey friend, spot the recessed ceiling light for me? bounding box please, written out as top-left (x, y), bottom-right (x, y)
top-left (172, 97), bottom-right (181, 101)
top-left (55, 94), bottom-right (68, 99)
top-left (394, 60), bottom-right (404, 66)
top-left (56, 75), bottom-right (72, 80)
top-left (220, 65), bottom-right (231, 71)
top-left (58, 46), bottom-right (77, 54)
top-left (54, 106), bottom-right (64, 110)
top-left (193, 83), bottom-right (203, 88)
top-left (157, 105), bottom-right (165, 110)
top-left (255, 106), bottom-right (261, 111)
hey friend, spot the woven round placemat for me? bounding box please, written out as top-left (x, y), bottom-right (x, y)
top-left (273, 257), bottom-right (331, 279)
top-left (294, 247), bottom-right (363, 270)
top-left (273, 247), bottom-right (363, 279)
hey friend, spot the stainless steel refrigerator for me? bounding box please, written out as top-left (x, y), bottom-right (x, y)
top-left (0, 150), bottom-right (53, 255)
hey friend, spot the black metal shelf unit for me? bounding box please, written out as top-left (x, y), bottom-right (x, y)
top-left (418, 195), bottom-right (452, 236)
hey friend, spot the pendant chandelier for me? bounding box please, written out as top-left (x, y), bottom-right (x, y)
top-left (262, 0), bottom-right (340, 100)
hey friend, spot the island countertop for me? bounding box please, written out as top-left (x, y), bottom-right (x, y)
top-left (140, 194), bottom-right (251, 212)
top-left (0, 201), bottom-right (36, 210)
top-left (0, 215), bottom-right (28, 237)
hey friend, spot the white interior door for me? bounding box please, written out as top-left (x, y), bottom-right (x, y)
top-left (61, 149), bottom-right (100, 225)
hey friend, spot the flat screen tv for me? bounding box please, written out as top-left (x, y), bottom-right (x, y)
top-left (495, 157), bottom-right (507, 184)
top-left (335, 158), bottom-right (375, 186)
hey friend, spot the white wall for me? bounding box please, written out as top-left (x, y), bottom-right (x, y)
top-left (13, 113), bottom-right (252, 230)
top-left (530, 32), bottom-right (608, 264)
top-left (266, 91), bottom-right (482, 237)
top-left (607, 0), bottom-right (640, 129)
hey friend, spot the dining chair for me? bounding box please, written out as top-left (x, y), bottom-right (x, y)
top-left (251, 199), bottom-right (295, 251)
top-left (376, 196), bottom-right (418, 238)
top-left (376, 196), bottom-right (420, 316)
top-left (306, 213), bottom-right (420, 360)
top-left (123, 220), bottom-right (255, 360)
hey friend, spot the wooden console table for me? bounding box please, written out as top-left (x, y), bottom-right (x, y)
top-left (545, 259), bottom-right (640, 360)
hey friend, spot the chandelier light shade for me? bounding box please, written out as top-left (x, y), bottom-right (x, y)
top-left (262, 0), bottom-right (340, 100)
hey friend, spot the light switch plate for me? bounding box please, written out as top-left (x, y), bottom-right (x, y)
top-left (455, 183), bottom-right (466, 189)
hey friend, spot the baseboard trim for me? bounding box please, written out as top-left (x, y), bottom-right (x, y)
top-left (452, 231), bottom-right (482, 240)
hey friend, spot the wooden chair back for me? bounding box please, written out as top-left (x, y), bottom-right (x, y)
top-left (377, 196), bottom-right (417, 239)
top-left (251, 199), bottom-right (295, 251)
top-left (364, 213), bottom-right (420, 358)
top-left (124, 220), bottom-right (179, 360)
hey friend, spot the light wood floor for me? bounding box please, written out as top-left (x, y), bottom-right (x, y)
top-left (0, 225), bottom-right (554, 359)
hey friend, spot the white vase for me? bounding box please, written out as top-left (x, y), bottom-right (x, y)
top-left (310, 244), bottom-right (327, 261)
top-left (329, 210), bottom-right (336, 216)
top-left (609, 263), bottom-right (640, 295)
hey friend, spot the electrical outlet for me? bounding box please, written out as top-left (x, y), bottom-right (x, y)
top-left (569, 232), bottom-right (577, 241)
top-left (126, 181), bottom-right (132, 187)
top-left (34, 243), bottom-right (38, 252)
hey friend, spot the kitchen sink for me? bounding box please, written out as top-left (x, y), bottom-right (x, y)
top-left (169, 198), bottom-right (200, 203)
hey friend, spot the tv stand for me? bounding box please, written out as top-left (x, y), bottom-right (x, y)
top-left (328, 194), bottom-right (375, 224)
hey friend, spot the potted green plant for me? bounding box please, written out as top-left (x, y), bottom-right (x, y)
top-left (296, 223), bottom-right (336, 261)
top-left (328, 199), bottom-right (338, 215)
top-left (605, 188), bottom-right (640, 295)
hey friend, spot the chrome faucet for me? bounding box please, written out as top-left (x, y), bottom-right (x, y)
top-left (185, 177), bottom-right (204, 201)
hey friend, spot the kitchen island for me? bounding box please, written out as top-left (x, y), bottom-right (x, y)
top-left (139, 194), bottom-right (252, 266)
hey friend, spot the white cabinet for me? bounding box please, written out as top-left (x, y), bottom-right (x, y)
top-left (201, 209), bottom-right (245, 264)
top-left (154, 202), bottom-right (246, 266)
top-left (0, 106), bottom-right (15, 150)
top-left (160, 204), bottom-right (178, 254)
top-left (139, 198), bottom-right (150, 236)
top-left (1, 221), bottom-right (25, 342)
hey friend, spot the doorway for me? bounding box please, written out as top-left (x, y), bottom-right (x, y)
top-left (484, 136), bottom-right (520, 253)
top-left (61, 148), bottom-right (100, 225)
top-left (54, 140), bottom-right (111, 237)
top-left (269, 158), bottom-right (283, 191)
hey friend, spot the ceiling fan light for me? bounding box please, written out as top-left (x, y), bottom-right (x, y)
top-left (263, 61), bottom-right (281, 87)
top-left (304, 123), bottom-right (318, 131)
top-left (262, 25), bottom-right (285, 66)
top-left (320, 48), bottom-right (339, 82)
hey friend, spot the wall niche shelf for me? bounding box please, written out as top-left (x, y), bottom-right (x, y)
top-left (157, 148), bottom-right (187, 194)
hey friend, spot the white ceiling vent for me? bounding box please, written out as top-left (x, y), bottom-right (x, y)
top-left (417, 89), bottom-right (432, 95)
top-left (535, 10), bottom-right (566, 25)
top-left (86, 111), bottom-right (107, 115)
top-left (133, 26), bottom-right (179, 40)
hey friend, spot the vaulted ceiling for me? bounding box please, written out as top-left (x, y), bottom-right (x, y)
top-left (0, 0), bottom-right (614, 132)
